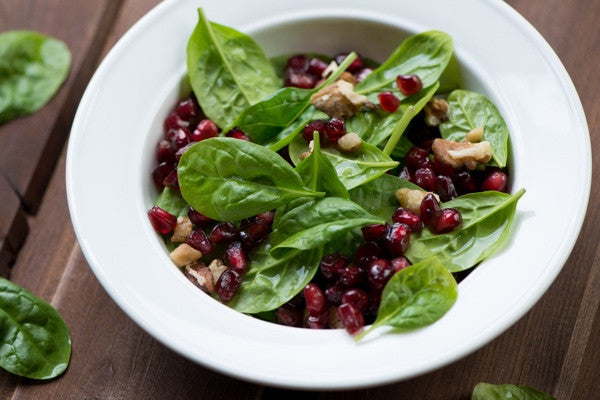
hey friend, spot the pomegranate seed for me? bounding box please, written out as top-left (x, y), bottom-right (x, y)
top-left (288, 293), bottom-right (305, 309)
top-left (190, 119), bottom-right (218, 142)
top-left (337, 303), bottom-right (364, 335)
top-left (308, 57), bottom-right (328, 76)
top-left (392, 208), bottom-right (422, 232)
top-left (396, 74), bottom-right (423, 96)
top-left (223, 242), bottom-right (249, 273)
top-left (162, 169), bottom-right (179, 190)
top-left (320, 252), bottom-right (349, 280)
top-left (355, 67), bottom-right (373, 82)
top-left (254, 210), bottom-right (275, 225)
top-left (433, 157), bottom-right (456, 176)
top-left (453, 170), bottom-right (477, 194)
top-left (175, 143), bottom-right (193, 161)
top-left (334, 53), bottom-right (365, 73)
top-left (340, 265), bottom-right (366, 287)
top-left (377, 91), bottom-right (401, 112)
top-left (164, 111), bottom-right (189, 132)
top-left (325, 282), bottom-right (344, 304)
top-left (152, 162), bottom-right (174, 188)
top-left (305, 311), bottom-right (328, 329)
top-left (434, 208), bottom-right (463, 234)
top-left (405, 147), bottom-right (430, 169)
top-left (186, 229), bottom-right (214, 255)
top-left (156, 139), bottom-right (175, 164)
top-left (165, 128), bottom-right (180, 141)
top-left (399, 166), bottom-right (413, 182)
top-left (209, 222), bottom-right (239, 245)
top-left (188, 208), bottom-right (214, 226)
top-left (324, 117), bottom-right (346, 141)
top-left (284, 70), bottom-right (317, 88)
top-left (354, 241), bottom-right (382, 268)
top-left (171, 128), bottom-right (191, 150)
top-left (147, 206), bottom-right (177, 234)
top-left (391, 256), bottom-right (411, 272)
top-left (276, 304), bottom-right (302, 327)
top-left (361, 223), bottom-right (390, 241)
top-left (341, 288), bottom-right (369, 313)
top-left (421, 193), bottom-right (442, 228)
top-left (303, 283), bottom-right (326, 315)
top-left (384, 223), bottom-right (411, 256)
top-left (225, 127), bottom-right (251, 141)
top-left (286, 54), bottom-right (309, 71)
top-left (239, 222), bottom-right (269, 249)
top-left (481, 170), bottom-right (508, 192)
top-left (176, 98), bottom-right (198, 119)
top-left (368, 259), bottom-right (395, 291)
top-left (435, 175), bottom-right (458, 202)
top-left (302, 120), bottom-right (326, 143)
top-left (216, 269), bottom-right (241, 302)
top-left (414, 167), bottom-right (436, 191)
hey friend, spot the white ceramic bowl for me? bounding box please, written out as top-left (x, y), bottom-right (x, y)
top-left (66, 0), bottom-right (590, 389)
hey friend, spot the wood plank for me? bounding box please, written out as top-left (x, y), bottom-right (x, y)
top-left (0, 176), bottom-right (27, 277)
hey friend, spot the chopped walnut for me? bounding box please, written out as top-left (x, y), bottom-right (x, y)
top-left (208, 259), bottom-right (227, 283)
top-left (465, 127), bottom-right (484, 142)
top-left (395, 188), bottom-right (439, 215)
top-left (310, 80), bottom-right (367, 118)
top-left (184, 262), bottom-right (214, 293)
top-left (424, 98), bottom-right (449, 127)
top-left (321, 60), bottom-right (338, 78)
top-left (338, 71), bottom-right (358, 85)
top-left (171, 216), bottom-right (193, 243)
top-left (432, 138), bottom-right (492, 170)
top-left (337, 132), bottom-right (362, 153)
top-left (170, 243), bottom-right (202, 267)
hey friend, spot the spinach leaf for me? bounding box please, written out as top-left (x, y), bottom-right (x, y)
top-left (186, 8), bottom-right (280, 128)
top-left (265, 106), bottom-right (328, 151)
top-left (406, 189), bottom-right (525, 272)
top-left (439, 89), bottom-right (509, 167)
top-left (349, 174), bottom-right (420, 220)
top-left (229, 244), bottom-right (323, 313)
top-left (295, 133), bottom-right (349, 198)
top-left (0, 278), bottom-right (71, 379)
top-left (0, 30), bottom-right (71, 124)
top-left (178, 137), bottom-right (323, 221)
top-left (154, 187), bottom-right (188, 217)
top-left (472, 382), bottom-right (556, 400)
top-left (355, 31), bottom-right (453, 100)
top-left (355, 257), bottom-right (457, 340)
top-left (288, 134), bottom-right (399, 190)
top-left (271, 197), bottom-right (383, 251)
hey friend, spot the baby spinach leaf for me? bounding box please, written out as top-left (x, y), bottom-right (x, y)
top-left (265, 106), bottom-right (328, 151)
top-left (406, 189), bottom-right (525, 272)
top-left (271, 197), bottom-right (383, 251)
top-left (439, 89), bottom-right (509, 167)
top-left (295, 133), bottom-right (349, 198)
top-left (229, 244), bottom-right (323, 313)
top-left (472, 382), bottom-right (556, 400)
top-left (349, 174), bottom-right (420, 220)
top-left (154, 187), bottom-right (188, 217)
top-left (0, 30), bottom-right (71, 124)
top-left (178, 137), bottom-right (323, 221)
top-left (355, 257), bottom-right (457, 340)
top-left (186, 8), bottom-right (280, 128)
top-left (0, 278), bottom-right (71, 379)
top-left (288, 134), bottom-right (399, 190)
top-left (355, 31), bottom-right (453, 100)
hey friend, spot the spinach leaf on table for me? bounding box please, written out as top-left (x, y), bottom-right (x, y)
top-left (406, 189), bottom-right (525, 272)
top-left (154, 187), bottom-right (188, 217)
top-left (0, 278), bottom-right (71, 379)
top-left (0, 30), bottom-right (71, 124)
top-left (472, 382), bottom-right (556, 400)
top-left (177, 137), bottom-right (323, 221)
top-left (440, 89), bottom-right (510, 167)
top-left (355, 256), bottom-right (457, 340)
top-left (186, 8), bottom-right (280, 128)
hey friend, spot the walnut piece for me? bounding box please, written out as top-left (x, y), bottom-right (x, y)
top-left (184, 262), bottom-right (214, 293)
top-left (432, 138), bottom-right (492, 170)
top-left (424, 98), bottom-right (449, 126)
top-left (208, 259), bottom-right (227, 283)
top-left (171, 216), bottom-right (193, 243)
top-left (310, 80), bottom-right (367, 118)
top-left (395, 188), bottom-right (439, 215)
top-left (465, 127), bottom-right (484, 142)
top-left (170, 243), bottom-right (202, 267)
top-left (337, 132), bottom-right (362, 153)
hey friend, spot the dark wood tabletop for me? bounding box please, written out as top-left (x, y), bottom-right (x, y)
top-left (0, 0), bottom-right (598, 398)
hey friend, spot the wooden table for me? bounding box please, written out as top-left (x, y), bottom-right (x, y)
top-left (0, 1), bottom-right (598, 398)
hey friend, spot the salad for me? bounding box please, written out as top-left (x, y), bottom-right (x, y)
top-left (147, 8), bottom-right (524, 339)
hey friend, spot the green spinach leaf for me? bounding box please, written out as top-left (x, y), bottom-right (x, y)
top-left (439, 89), bottom-right (509, 167)
top-left (0, 30), bottom-right (71, 124)
top-left (154, 187), bottom-right (188, 217)
top-left (472, 382), bottom-right (556, 400)
top-left (265, 106), bottom-right (328, 151)
top-left (186, 8), bottom-right (280, 128)
top-left (406, 189), bottom-right (525, 272)
top-left (355, 257), bottom-right (457, 340)
top-left (349, 174), bottom-right (420, 220)
top-left (0, 278), bottom-right (71, 379)
top-left (178, 137), bottom-right (323, 221)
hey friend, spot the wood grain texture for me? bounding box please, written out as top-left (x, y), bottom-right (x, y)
top-left (0, 176), bottom-right (27, 277)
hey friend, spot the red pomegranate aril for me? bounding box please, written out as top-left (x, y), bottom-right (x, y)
top-left (302, 120), bottom-right (326, 143)
top-left (239, 222), bottom-right (269, 249)
top-left (377, 91), bottom-right (401, 112)
top-left (481, 170), bottom-right (508, 192)
top-left (284, 70), bottom-right (317, 89)
top-left (334, 53), bottom-right (365, 73)
top-left (223, 241), bottom-right (249, 273)
top-left (286, 54), bottom-right (309, 71)
top-left (186, 229), bottom-right (214, 255)
top-left (354, 241), bottom-right (382, 268)
top-left (175, 98), bottom-right (198, 119)
top-left (361, 223), bottom-right (390, 241)
top-left (453, 170), bottom-right (477, 194)
top-left (396, 74), bottom-right (423, 96)
top-left (320, 252), bottom-right (349, 280)
top-left (308, 57), bottom-right (328, 76)
top-left (172, 127), bottom-right (191, 150)
top-left (164, 111), bottom-right (189, 132)
top-left (209, 222), bottom-right (239, 245)
top-left (405, 146), bottom-right (430, 170)
top-left (254, 210), bottom-right (275, 226)
top-left (188, 207), bottom-right (214, 226)
top-left (435, 175), bottom-right (458, 202)
top-left (341, 288), bottom-right (369, 313)
top-left (162, 169), bottom-right (179, 190)
top-left (152, 162), bottom-right (174, 188)
top-left (392, 208), bottom-right (422, 233)
top-left (434, 208), bottom-right (463, 234)
top-left (216, 269), bottom-right (242, 302)
top-left (225, 127), bottom-right (251, 141)
top-left (391, 256), bottom-right (411, 272)
top-left (190, 119), bottom-right (218, 142)
top-left (384, 223), bottom-right (411, 256)
top-left (305, 311), bottom-right (329, 329)
top-left (147, 206), bottom-right (177, 234)
top-left (156, 139), bottom-right (175, 164)
top-left (275, 304), bottom-right (302, 327)
top-left (433, 157), bottom-right (456, 176)
top-left (368, 259), bottom-right (395, 291)
top-left (337, 303), bottom-right (365, 335)
top-left (325, 282), bottom-right (344, 304)
top-left (303, 283), bottom-right (326, 315)
top-left (175, 143), bottom-right (193, 161)
top-left (324, 117), bottom-right (346, 141)
top-left (420, 193), bottom-right (442, 228)
top-left (355, 67), bottom-right (373, 82)
top-left (414, 167), bottom-right (436, 191)
top-left (340, 265), bottom-right (366, 287)
top-left (399, 166), bottom-right (413, 182)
